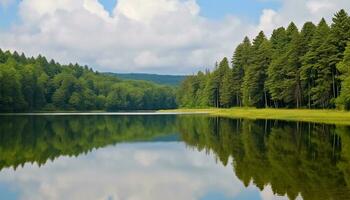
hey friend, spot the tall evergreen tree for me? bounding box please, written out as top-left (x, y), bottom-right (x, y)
top-left (220, 68), bottom-right (235, 107)
top-left (266, 27), bottom-right (289, 108)
top-left (232, 37), bottom-right (251, 106)
top-left (302, 18), bottom-right (335, 108)
top-left (217, 57), bottom-right (230, 107)
top-left (242, 31), bottom-right (271, 107)
top-left (329, 9), bottom-right (350, 98)
top-left (336, 42), bottom-right (350, 110)
top-left (283, 22), bottom-right (303, 107)
top-left (299, 22), bottom-right (317, 108)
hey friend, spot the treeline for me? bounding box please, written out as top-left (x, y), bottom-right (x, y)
top-left (177, 9), bottom-right (350, 110)
top-left (0, 50), bottom-right (177, 112)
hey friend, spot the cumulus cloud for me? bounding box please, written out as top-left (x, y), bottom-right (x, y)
top-left (0, 0), bottom-right (349, 74)
top-left (256, 0), bottom-right (350, 37)
top-left (0, 0), bottom-right (254, 74)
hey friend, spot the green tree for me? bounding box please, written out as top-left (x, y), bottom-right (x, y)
top-left (242, 31), bottom-right (271, 107)
top-left (336, 42), bottom-right (350, 110)
top-left (232, 37), bottom-right (251, 106)
top-left (302, 19), bottom-right (335, 108)
top-left (266, 27), bottom-right (289, 108)
top-left (329, 9), bottom-right (350, 98)
top-left (0, 58), bottom-right (26, 111)
top-left (220, 68), bottom-right (235, 107)
top-left (283, 22), bottom-right (303, 107)
top-left (299, 22), bottom-right (317, 108)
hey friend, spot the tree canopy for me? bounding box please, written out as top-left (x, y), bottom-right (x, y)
top-left (0, 50), bottom-right (177, 112)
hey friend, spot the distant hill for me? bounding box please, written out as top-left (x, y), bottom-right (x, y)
top-left (105, 73), bottom-right (187, 86)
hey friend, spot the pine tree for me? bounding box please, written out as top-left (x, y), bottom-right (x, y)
top-left (303, 19), bottom-right (335, 108)
top-left (217, 57), bottom-right (230, 107)
top-left (329, 9), bottom-right (350, 98)
top-left (220, 68), bottom-right (235, 107)
top-left (242, 31), bottom-right (271, 107)
top-left (299, 22), bottom-right (317, 108)
top-left (232, 37), bottom-right (251, 106)
top-left (266, 27), bottom-right (289, 108)
top-left (283, 22), bottom-right (303, 107)
top-left (336, 42), bottom-right (350, 110)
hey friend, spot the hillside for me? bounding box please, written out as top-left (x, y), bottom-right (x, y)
top-left (0, 50), bottom-right (177, 112)
top-left (105, 73), bottom-right (186, 86)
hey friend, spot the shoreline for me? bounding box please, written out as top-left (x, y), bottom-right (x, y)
top-left (159, 108), bottom-right (350, 126)
top-left (0, 111), bottom-right (209, 116)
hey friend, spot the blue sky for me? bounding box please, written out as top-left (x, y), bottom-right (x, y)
top-left (1, 0), bottom-right (282, 29)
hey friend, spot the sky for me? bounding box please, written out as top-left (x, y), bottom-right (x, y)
top-left (0, 0), bottom-right (349, 74)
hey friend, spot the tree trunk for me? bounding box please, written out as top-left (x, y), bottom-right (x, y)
top-left (264, 90), bottom-right (268, 108)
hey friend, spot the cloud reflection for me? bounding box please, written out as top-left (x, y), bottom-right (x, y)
top-left (0, 142), bottom-right (287, 200)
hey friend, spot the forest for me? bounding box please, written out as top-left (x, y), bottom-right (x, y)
top-left (0, 50), bottom-right (177, 112)
top-left (177, 9), bottom-right (350, 110)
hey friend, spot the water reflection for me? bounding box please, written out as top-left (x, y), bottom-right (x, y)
top-left (0, 115), bottom-right (349, 200)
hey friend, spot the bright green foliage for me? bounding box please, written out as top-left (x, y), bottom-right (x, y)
top-left (177, 9), bottom-right (350, 110)
top-left (0, 50), bottom-right (177, 112)
top-left (0, 58), bottom-right (26, 111)
top-left (336, 43), bottom-right (350, 110)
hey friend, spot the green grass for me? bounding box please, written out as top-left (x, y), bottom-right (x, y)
top-left (159, 108), bottom-right (350, 125)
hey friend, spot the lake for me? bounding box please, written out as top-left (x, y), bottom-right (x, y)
top-left (0, 114), bottom-right (349, 200)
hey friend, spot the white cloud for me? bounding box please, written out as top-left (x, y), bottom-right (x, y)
top-left (0, 0), bottom-right (349, 74)
top-left (256, 0), bottom-right (350, 37)
top-left (0, 0), bottom-right (254, 74)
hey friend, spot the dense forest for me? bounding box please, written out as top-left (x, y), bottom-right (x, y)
top-left (177, 9), bottom-right (350, 110)
top-left (0, 50), bottom-right (177, 112)
top-left (105, 73), bottom-right (186, 86)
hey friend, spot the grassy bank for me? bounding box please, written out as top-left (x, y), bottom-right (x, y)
top-left (160, 108), bottom-right (350, 125)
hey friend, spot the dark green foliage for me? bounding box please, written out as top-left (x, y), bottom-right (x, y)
top-left (232, 37), bottom-right (251, 106)
top-left (0, 50), bottom-right (177, 112)
top-left (105, 73), bottom-right (186, 86)
top-left (336, 42), bottom-right (350, 110)
top-left (177, 9), bottom-right (350, 110)
top-left (242, 31), bottom-right (271, 107)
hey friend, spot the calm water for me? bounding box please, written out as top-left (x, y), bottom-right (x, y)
top-left (0, 114), bottom-right (350, 200)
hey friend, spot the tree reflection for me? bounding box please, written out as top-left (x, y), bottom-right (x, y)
top-left (0, 115), bottom-right (350, 199)
top-left (0, 115), bottom-right (177, 170)
top-left (178, 116), bottom-right (350, 200)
